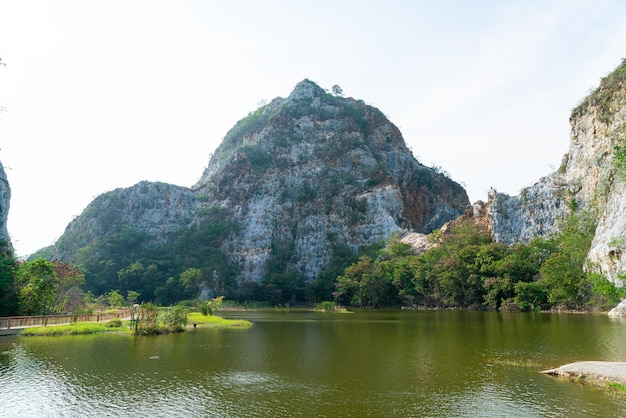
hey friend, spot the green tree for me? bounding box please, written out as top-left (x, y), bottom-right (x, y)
top-left (74, 225), bottom-right (151, 295)
top-left (539, 211), bottom-right (596, 309)
top-left (311, 244), bottom-right (359, 302)
top-left (335, 255), bottom-right (373, 306)
top-left (0, 247), bottom-right (18, 316)
top-left (388, 255), bottom-right (420, 306)
top-left (180, 267), bottom-right (203, 298)
top-left (51, 261), bottom-right (85, 313)
top-left (106, 289), bottom-right (125, 307)
top-left (118, 261), bottom-right (164, 302)
top-left (589, 274), bottom-right (626, 310)
top-left (429, 225), bottom-right (492, 308)
top-left (154, 276), bottom-right (184, 305)
top-left (126, 290), bottom-right (140, 305)
top-left (513, 281), bottom-right (548, 311)
top-left (201, 296), bottom-right (224, 316)
top-left (16, 259), bottom-right (59, 315)
top-left (335, 256), bottom-right (398, 307)
top-left (161, 304), bottom-right (188, 330)
top-left (135, 303), bottom-right (159, 335)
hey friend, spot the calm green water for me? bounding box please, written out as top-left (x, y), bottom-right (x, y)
top-left (1, 310), bottom-right (626, 417)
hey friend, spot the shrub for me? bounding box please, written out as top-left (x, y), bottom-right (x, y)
top-left (105, 318), bottom-right (122, 328)
top-left (314, 301), bottom-right (348, 313)
top-left (161, 305), bottom-right (189, 331)
top-left (513, 282), bottom-right (548, 312)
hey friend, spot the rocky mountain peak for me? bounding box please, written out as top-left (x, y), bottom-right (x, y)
top-left (286, 78), bottom-right (327, 102)
top-left (191, 79), bottom-right (469, 282)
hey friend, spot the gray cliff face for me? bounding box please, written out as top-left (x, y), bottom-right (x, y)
top-left (488, 60), bottom-right (626, 285)
top-left (577, 84), bottom-right (626, 286)
top-left (487, 173), bottom-right (569, 246)
top-left (0, 161), bottom-right (11, 248)
top-left (51, 181), bottom-right (199, 262)
top-left (40, 79), bottom-right (469, 285)
top-left (193, 80), bottom-right (469, 282)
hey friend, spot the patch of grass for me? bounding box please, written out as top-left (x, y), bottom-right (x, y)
top-left (187, 312), bottom-right (252, 328)
top-left (20, 322), bottom-right (132, 336)
top-left (20, 314), bottom-right (251, 336)
top-left (134, 325), bottom-right (185, 335)
top-left (606, 382), bottom-right (626, 393)
top-left (314, 301), bottom-right (351, 313)
top-left (491, 357), bottom-right (543, 369)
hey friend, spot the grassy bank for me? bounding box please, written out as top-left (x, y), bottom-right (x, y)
top-left (20, 320), bottom-right (131, 336)
top-left (187, 312), bottom-right (252, 328)
top-left (20, 313), bottom-right (251, 336)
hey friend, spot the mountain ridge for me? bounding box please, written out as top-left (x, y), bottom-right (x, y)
top-left (36, 79), bottom-right (469, 301)
top-left (22, 60), bottom-right (626, 302)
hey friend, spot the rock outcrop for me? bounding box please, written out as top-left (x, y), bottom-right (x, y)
top-left (608, 299), bottom-right (626, 317)
top-left (193, 80), bottom-right (469, 282)
top-left (0, 161), bottom-right (11, 249)
top-left (542, 361), bottom-right (626, 385)
top-left (487, 60), bottom-right (626, 286)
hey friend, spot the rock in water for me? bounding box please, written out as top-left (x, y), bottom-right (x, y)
top-left (608, 299), bottom-right (626, 317)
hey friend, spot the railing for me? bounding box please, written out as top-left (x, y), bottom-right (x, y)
top-left (0, 308), bottom-right (132, 330)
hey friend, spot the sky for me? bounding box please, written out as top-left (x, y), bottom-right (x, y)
top-left (0, 0), bottom-right (625, 257)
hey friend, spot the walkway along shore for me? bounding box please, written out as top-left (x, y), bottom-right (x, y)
top-left (0, 309), bottom-right (132, 336)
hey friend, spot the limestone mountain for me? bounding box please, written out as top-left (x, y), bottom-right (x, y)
top-left (487, 60), bottom-right (626, 286)
top-left (0, 160), bottom-right (11, 251)
top-left (38, 79), bottom-right (469, 302)
top-left (192, 80), bottom-right (469, 283)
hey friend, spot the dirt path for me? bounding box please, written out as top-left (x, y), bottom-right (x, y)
top-left (542, 361), bottom-right (626, 385)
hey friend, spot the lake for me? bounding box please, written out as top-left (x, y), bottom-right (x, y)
top-left (1, 310), bottom-right (625, 417)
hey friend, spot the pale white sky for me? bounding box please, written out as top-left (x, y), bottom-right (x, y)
top-left (0, 0), bottom-right (625, 257)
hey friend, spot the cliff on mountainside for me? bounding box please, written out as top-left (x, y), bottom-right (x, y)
top-left (0, 160), bottom-right (11, 250)
top-left (487, 60), bottom-right (626, 285)
top-left (39, 79), bottom-right (469, 288)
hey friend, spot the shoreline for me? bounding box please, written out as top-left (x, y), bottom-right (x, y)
top-left (542, 361), bottom-right (626, 388)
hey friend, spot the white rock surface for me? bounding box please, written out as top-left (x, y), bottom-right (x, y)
top-left (608, 299), bottom-right (626, 317)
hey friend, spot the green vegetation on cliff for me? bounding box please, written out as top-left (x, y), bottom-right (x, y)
top-left (71, 206), bottom-right (239, 305)
top-left (1, 208), bottom-right (622, 312)
top-left (0, 257), bottom-right (85, 316)
top-left (335, 210), bottom-right (624, 311)
top-left (573, 58), bottom-right (626, 124)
